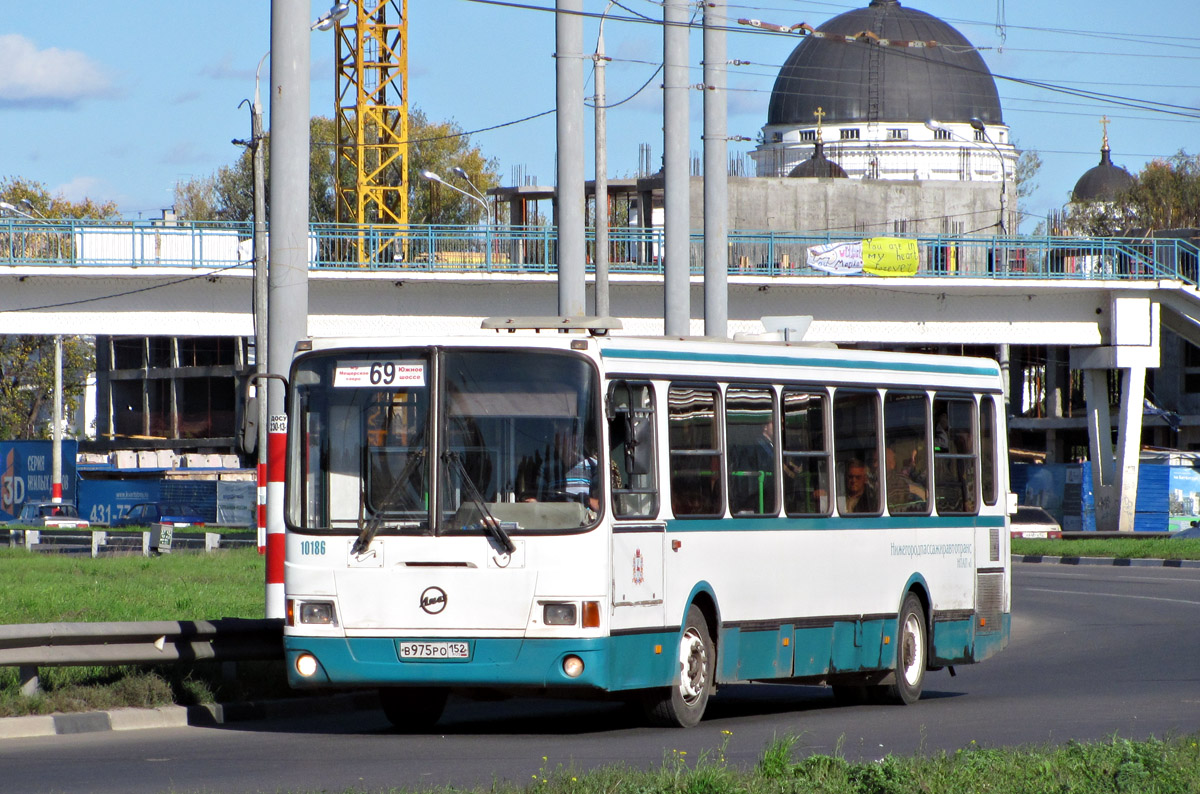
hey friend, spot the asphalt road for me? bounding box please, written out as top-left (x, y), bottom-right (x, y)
top-left (4, 562), bottom-right (1200, 794)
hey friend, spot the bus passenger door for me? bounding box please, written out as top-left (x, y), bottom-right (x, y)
top-left (607, 380), bottom-right (665, 632)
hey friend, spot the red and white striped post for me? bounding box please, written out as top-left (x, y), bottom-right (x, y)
top-left (257, 461), bottom-right (267, 553)
top-left (265, 415), bottom-right (288, 615)
top-left (264, 0), bottom-right (312, 618)
top-left (51, 336), bottom-right (62, 504)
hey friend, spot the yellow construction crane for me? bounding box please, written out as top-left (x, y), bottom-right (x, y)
top-left (334, 0), bottom-right (408, 260)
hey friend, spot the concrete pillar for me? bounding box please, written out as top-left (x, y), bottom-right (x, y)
top-left (1082, 368), bottom-right (1118, 530)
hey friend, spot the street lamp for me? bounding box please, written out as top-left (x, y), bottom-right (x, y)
top-left (311, 2), bottom-right (350, 31)
top-left (450, 167), bottom-right (488, 203)
top-left (0, 201), bottom-right (35, 220)
top-left (238, 6), bottom-right (344, 560)
top-left (19, 198), bottom-right (49, 219)
top-left (925, 118), bottom-right (1008, 234)
top-left (421, 169), bottom-right (492, 268)
top-left (969, 117), bottom-right (1008, 235)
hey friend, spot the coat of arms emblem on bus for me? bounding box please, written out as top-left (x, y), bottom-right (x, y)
top-left (633, 549), bottom-right (644, 585)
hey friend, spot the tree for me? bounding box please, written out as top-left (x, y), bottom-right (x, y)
top-left (1013, 144), bottom-right (1042, 200)
top-left (1059, 150), bottom-right (1199, 237)
top-left (407, 109), bottom-right (500, 225)
top-left (0, 336), bottom-right (94, 440)
top-left (0, 179), bottom-right (107, 439)
top-left (1123, 150), bottom-right (1200, 231)
top-left (0, 176), bottom-right (119, 220)
top-left (173, 116), bottom-right (337, 223)
top-left (173, 110), bottom-right (498, 225)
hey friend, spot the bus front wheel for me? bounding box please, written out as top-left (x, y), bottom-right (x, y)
top-left (644, 604), bottom-right (714, 728)
top-left (379, 686), bottom-right (449, 731)
top-left (875, 593), bottom-right (927, 705)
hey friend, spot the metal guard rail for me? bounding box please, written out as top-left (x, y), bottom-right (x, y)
top-left (2, 217), bottom-right (1197, 286)
top-left (0, 619), bottom-right (283, 667)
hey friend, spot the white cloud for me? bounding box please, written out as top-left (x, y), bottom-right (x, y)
top-left (55, 176), bottom-right (107, 203)
top-left (0, 34), bottom-right (114, 107)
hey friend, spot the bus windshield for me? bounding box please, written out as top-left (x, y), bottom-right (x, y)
top-left (289, 348), bottom-right (601, 536)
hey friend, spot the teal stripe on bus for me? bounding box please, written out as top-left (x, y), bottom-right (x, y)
top-left (599, 347), bottom-right (1001, 378)
top-left (664, 515), bottom-right (1007, 532)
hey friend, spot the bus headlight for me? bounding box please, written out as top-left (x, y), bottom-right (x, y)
top-left (543, 603), bottom-right (577, 625)
top-left (295, 653), bottom-right (319, 678)
top-left (299, 601), bottom-right (337, 626)
top-left (562, 655), bottom-right (585, 678)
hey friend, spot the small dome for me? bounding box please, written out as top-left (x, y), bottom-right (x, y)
top-left (788, 141), bottom-right (848, 178)
top-left (767, 0), bottom-right (1004, 127)
top-left (1072, 144), bottom-right (1134, 202)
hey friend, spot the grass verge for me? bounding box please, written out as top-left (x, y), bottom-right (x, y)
top-left (1012, 536), bottom-right (1200, 560)
top-left (260, 733), bottom-right (1200, 794)
top-left (0, 546), bottom-right (274, 716)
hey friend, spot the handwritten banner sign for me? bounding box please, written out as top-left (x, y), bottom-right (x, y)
top-left (806, 241), bottom-right (863, 274)
top-left (862, 237), bottom-right (919, 277)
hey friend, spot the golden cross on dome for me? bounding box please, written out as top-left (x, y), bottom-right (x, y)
top-left (814, 106), bottom-right (826, 143)
top-left (1100, 115), bottom-right (1110, 149)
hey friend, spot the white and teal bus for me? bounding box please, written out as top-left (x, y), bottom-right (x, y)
top-left (281, 321), bottom-right (1010, 728)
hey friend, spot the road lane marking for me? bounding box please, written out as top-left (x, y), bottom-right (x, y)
top-left (1026, 586), bottom-right (1200, 607)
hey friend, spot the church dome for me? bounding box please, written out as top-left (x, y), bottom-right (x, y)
top-left (767, 0), bottom-right (1004, 127)
top-left (788, 141), bottom-right (848, 178)
top-left (1072, 142), bottom-right (1134, 202)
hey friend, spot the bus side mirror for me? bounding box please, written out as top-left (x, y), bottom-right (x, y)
top-left (241, 373), bottom-right (290, 456)
top-left (625, 414), bottom-right (653, 476)
top-left (240, 394), bottom-right (259, 455)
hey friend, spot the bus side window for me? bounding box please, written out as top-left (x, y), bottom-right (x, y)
top-left (781, 388), bottom-right (831, 517)
top-left (608, 381), bottom-right (659, 519)
top-left (726, 385), bottom-right (778, 517)
top-left (980, 395), bottom-right (999, 506)
top-left (933, 394), bottom-right (978, 515)
top-left (833, 389), bottom-right (881, 516)
top-left (668, 384), bottom-right (724, 518)
top-left (883, 391), bottom-right (930, 515)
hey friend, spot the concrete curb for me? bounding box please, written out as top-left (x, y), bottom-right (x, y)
top-left (1015, 555), bottom-right (1200, 568)
top-left (0, 692), bottom-right (378, 740)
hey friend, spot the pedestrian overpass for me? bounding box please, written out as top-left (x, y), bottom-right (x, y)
top-left (3, 217), bottom-right (1200, 531)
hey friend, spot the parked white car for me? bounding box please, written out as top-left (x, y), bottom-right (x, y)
top-left (3, 502), bottom-right (91, 530)
top-left (1010, 506), bottom-right (1062, 539)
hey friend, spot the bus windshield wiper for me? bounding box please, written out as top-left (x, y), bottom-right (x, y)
top-left (441, 450), bottom-right (516, 555)
top-left (351, 449), bottom-right (425, 556)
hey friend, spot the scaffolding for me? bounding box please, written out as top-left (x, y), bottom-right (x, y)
top-left (335, 1), bottom-right (408, 262)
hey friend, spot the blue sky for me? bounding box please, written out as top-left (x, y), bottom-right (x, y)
top-left (2, 1), bottom-right (1196, 232)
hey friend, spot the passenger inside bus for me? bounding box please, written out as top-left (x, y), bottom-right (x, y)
top-left (838, 458), bottom-right (879, 514)
top-left (885, 444), bottom-right (928, 513)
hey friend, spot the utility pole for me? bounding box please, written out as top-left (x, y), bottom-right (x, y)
top-left (556, 0), bottom-right (586, 317)
top-left (251, 53), bottom-right (269, 554)
top-left (702, 1), bottom-right (728, 338)
top-left (663, 0), bottom-right (690, 336)
top-left (265, 0), bottom-right (311, 619)
top-left (593, 4), bottom-right (614, 319)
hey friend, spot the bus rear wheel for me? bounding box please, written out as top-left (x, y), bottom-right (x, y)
top-left (379, 686), bottom-right (448, 731)
top-left (643, 604), bottom-right (714, 728)
top-left (874, 593), bottom-right (927, 705)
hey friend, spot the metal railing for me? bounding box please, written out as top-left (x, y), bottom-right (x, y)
top-left (2, 217), bottom-right (1196, 285)
top-left (0, 619), bottom-right (282, 696)
top-left (7, 528), bottom-right (255, 557)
